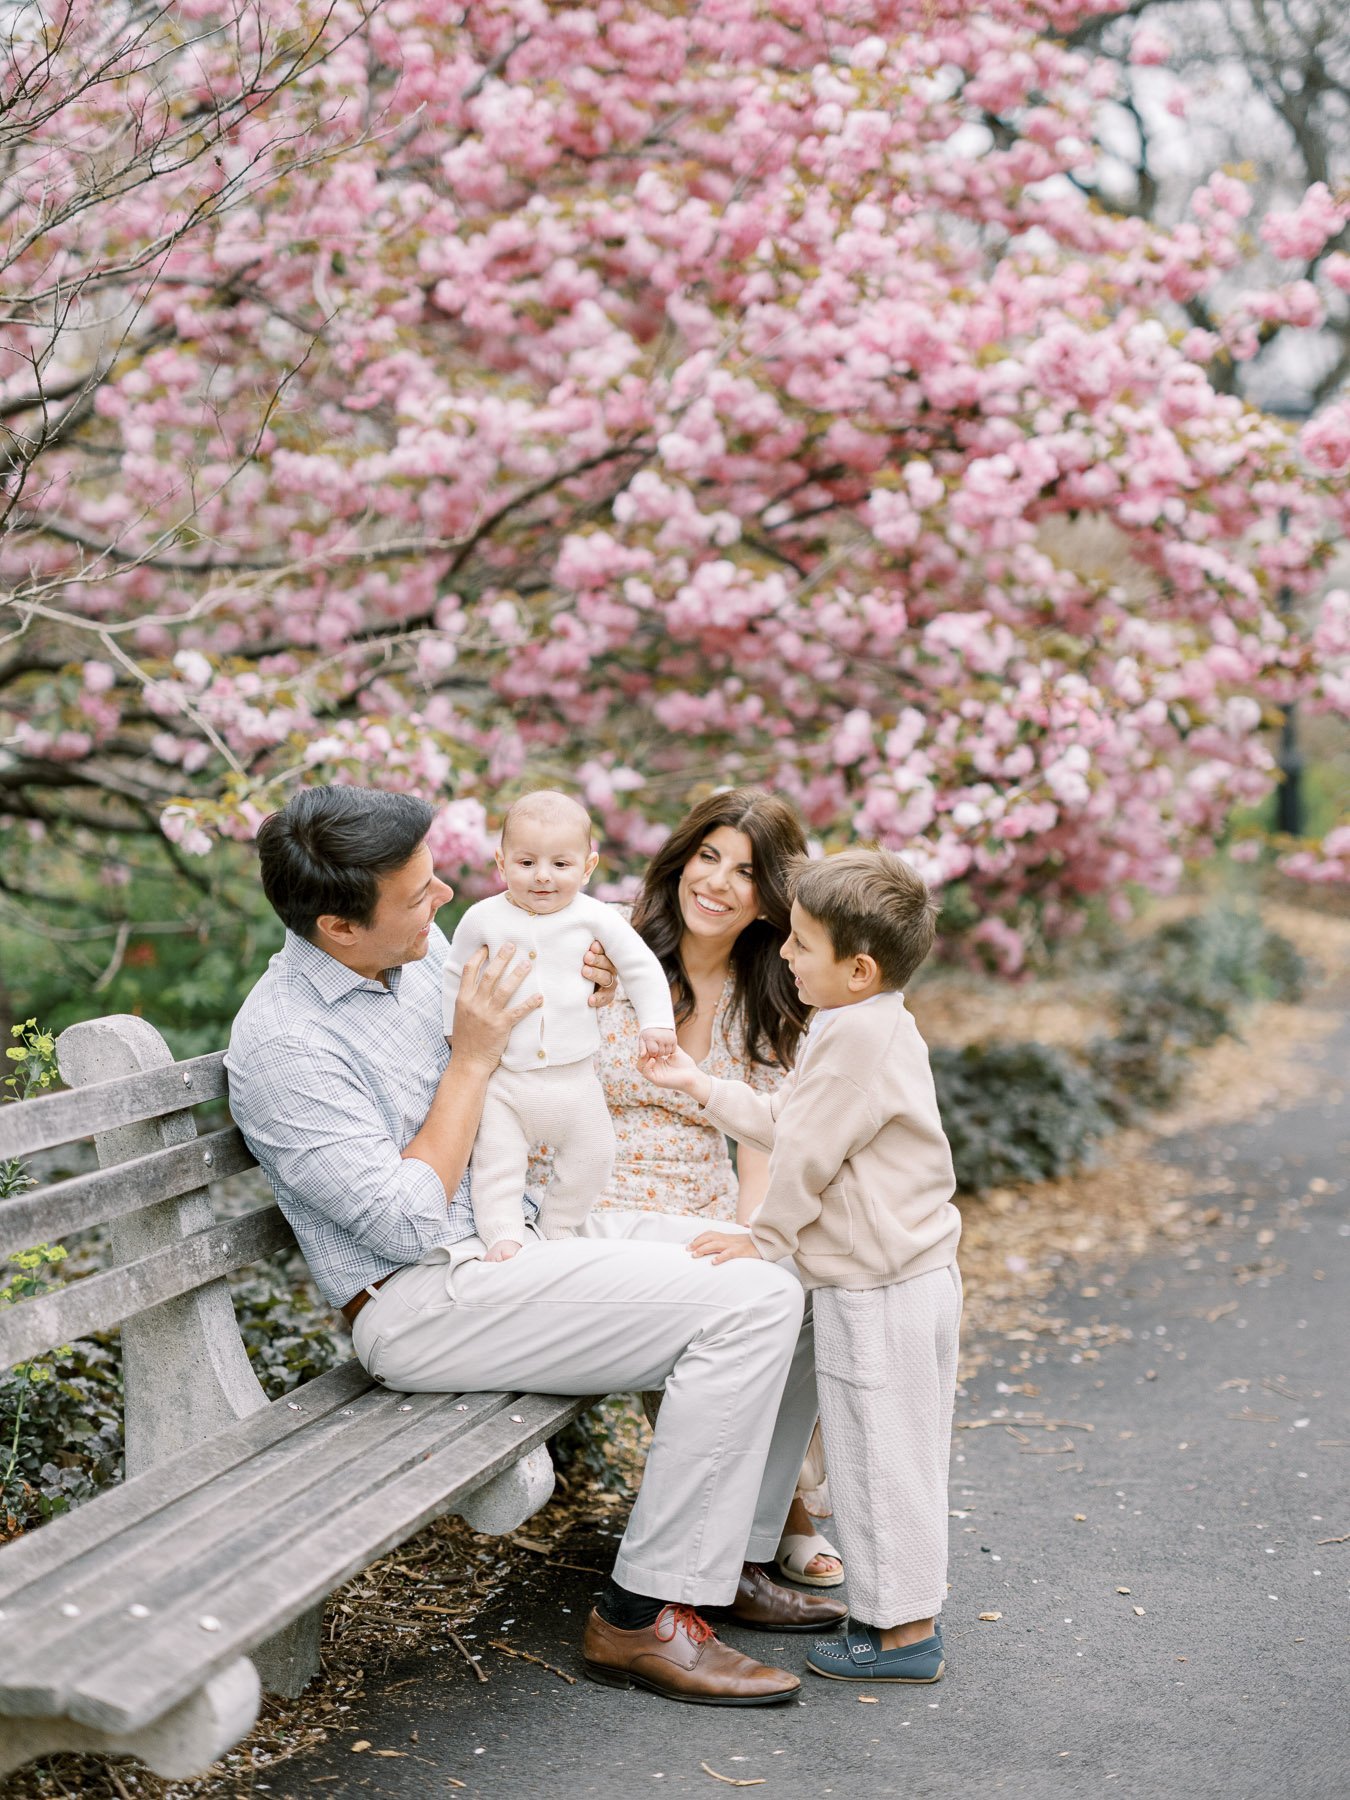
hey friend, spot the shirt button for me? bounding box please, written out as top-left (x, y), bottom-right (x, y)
top-left (537, 1050), bottom-right (546, 1060)
top-left (528, 950), bottom-right (537, 960)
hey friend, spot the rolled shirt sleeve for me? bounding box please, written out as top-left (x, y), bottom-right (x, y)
top-left (235, 1035), bottom-right (452, 1267)
top-left (226, 925), bottom-right (478, 1308)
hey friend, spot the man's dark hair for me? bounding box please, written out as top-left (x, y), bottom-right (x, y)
top-left (255, 785), bottom-right (435, 938)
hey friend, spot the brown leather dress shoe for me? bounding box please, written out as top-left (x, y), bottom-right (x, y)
top-left (725, 1562), bottom-right (850, 1633)
top-left (582, 1604), bottom-right (800, 1706)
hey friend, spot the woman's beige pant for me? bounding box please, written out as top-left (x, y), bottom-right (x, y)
top-left (815, 1264), bottom-right (963, 1628)
top-left (351, 1210), bottom-right (818, 1606)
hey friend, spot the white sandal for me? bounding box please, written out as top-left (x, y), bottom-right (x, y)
top-left (775, 1530), bottom-right (846, 1588)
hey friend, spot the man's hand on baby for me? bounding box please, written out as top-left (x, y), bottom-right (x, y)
top-left (638, 1027), bottom-right (677, 1061)
top-left (452, 944), bottom-right (541, 1069)
top-left (689, 1230), bottom-right (763, 1265)
top-left (485, 1240), bottom-right (522, 1262)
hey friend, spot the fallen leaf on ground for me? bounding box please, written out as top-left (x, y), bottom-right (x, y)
top-left (1116, 1587), bottom-right (1131, 1595)
top-left (858, 1695), bottom-right (878, 1703)
top-left (979, 1611), bottom-right (1002, 1621)
top-left (1133, 1607), bottom-right (1146, 1617)
top-left (350, 1741), bottom-right (371, 1753)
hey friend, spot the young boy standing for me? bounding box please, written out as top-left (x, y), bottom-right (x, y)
top-left (641, 848), bottom-right (962, 1683)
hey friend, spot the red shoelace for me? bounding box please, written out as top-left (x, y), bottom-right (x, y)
top-left (655, 1603), bottom-right (715, 1645)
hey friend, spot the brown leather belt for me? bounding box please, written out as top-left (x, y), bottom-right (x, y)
top-left (340, 1272), bottom-right (394, 1326)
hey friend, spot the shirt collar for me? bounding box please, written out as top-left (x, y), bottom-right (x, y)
top-left (282, 929), bottom-right (403, 1003)
top-left (806, 990), bottom-right (901, 1034)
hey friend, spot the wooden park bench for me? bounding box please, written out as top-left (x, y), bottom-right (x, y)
top-left (0, 1014), bottom-right (584, 1780)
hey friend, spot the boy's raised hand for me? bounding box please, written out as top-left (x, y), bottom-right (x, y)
top-left (690, 1230), bottom-right (763, 1265)
top-left (638, 1043), bottom-right (711, 1104)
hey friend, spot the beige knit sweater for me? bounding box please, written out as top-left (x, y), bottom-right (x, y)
top-left (702, 991), bottom-right (960, 1291)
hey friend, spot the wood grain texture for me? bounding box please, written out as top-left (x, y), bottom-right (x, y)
top-left (0, 1392), bottom-right (584, 1732)
top-left (0, 1053), bottom-right (227, 1161)
top-left (0, 1127), bottom-right (255, 1260)
top-left (0, 1206), bottom-right (293, 1367)
top-left (0, 1363), bottom-right (372, 1600)
top-left (0, 1388), bottom-right (509, 1671)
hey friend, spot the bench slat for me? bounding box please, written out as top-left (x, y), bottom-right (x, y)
top-left (0, 1053), bottom-right (228, 1161)
top-left (0, 1386), bottom-right (512, 1679)
top-left (0, 1127), bottom-right (256, 1260)
top-left (51, 1393), bottom-right (582, 1733)
top-left (0, 1206), bottom-right (294, 1367)
top-left (0, 1362), bottom-right (372, 1599)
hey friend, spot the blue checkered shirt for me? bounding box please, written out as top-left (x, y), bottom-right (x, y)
top-left (225, 925), bottom-right (478, 1307)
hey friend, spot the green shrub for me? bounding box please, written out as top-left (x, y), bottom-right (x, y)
top-left (932, 1041), bottom-right (1114, 1192)
top-left (1090, 907), bottom-right (1307, 1120)
top-left (0, 1257), bottom-right (343, 1535)
top-left (1086, 1025), bottom-right (1189, 1122)
top-left (231, 1263), bottom-right (346, 1399)
top-left (0, 1337), bottom-right (123, 1534)
top-left (551, 1396), bottom-right (648, 1495)
top-left (934, 909), bottom-right (1307, 1189)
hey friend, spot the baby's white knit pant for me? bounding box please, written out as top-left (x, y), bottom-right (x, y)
top-left (470, 1057), bottom-right (615, 1249)
top-left (814, 1263), bottom-right (962, 1629)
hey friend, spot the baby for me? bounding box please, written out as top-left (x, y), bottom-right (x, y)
top-left (641, 848), bottom-right (962, 1685)
top-left (443, 790), bottom-right (676, 1260)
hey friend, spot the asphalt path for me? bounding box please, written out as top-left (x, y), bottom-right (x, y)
top-left (273, 1016), bottom-right (1349, 1800)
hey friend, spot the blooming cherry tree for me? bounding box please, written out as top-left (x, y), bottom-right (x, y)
top-left (2, 0), bottom-right (1347, 964)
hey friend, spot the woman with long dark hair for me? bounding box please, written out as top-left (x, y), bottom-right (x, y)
top-left (588, 787), bottom-right (842, 1586)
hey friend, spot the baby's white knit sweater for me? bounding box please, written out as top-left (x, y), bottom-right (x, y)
top-left (442, 891), bottom-right (674, 1071)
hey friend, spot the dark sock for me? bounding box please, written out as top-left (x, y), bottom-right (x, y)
top-left (597, 1577), bottom-right (665, 1631)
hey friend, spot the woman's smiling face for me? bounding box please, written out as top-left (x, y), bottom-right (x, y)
top-left (677, 826), bottom-right (759, 948)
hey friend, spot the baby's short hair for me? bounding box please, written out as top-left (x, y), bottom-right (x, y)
top-left (499, 788), bottom-right (593, 851)
top-left (791, 848), bottom-right (939, 990)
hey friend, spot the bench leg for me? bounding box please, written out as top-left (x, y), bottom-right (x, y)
top-left (0, 1658), bottom-right (260, 1780)
top-left (456, 1442), bottom-right (556, 1534)
top-left (251, 1602), bottom-right (325, 1698)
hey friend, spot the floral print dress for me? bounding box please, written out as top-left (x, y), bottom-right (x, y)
top-left (589, 973), bottom-right (782, 1220)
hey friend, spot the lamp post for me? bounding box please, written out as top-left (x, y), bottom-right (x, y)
top-left (1275, 501), bottom-right (1305, 838)
top-left (1265, 395), bottom-right (1313, 840)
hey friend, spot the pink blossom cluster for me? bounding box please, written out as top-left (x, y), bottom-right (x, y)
top-left (1, 0), bottom-right (1346, 960)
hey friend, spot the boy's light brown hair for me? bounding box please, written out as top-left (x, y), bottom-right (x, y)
top-left (790, 848), bottom-right (939, 991)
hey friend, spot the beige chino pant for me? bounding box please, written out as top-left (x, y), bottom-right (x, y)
top-left (351, 1209), bottom-right (819, 1606)
top-left (814, 1263), bottom-right (963, 1628)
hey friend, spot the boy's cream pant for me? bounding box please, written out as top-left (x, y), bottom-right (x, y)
top-left (351, 1210), bottom-right (818, 1605)
top-left (470, 1058), bottom-right (615, 1249)
top-left (814, 1264), bottom-right (963, 1628)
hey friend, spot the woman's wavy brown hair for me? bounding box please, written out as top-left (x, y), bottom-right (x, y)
top-left (631, 788), bottom-right (810, 1071)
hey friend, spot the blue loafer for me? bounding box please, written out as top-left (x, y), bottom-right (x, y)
top-left (806, 1623), bottom-right (944, 1684)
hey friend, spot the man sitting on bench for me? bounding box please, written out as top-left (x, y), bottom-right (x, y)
top-left (225, 785), bottom-right (846, 1707)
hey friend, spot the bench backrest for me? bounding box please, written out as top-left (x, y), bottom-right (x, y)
top-left (0, 1015), bottom-right (300, 1477)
